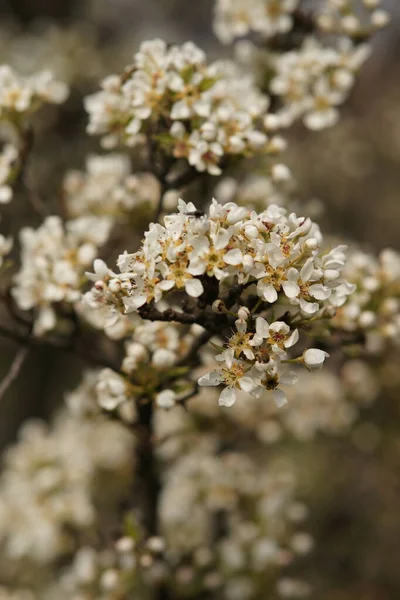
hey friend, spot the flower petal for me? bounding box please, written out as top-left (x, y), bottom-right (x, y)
top-left (219, 387), bottom-right (236, 407)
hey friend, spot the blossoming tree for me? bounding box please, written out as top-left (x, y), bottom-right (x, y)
top-left (0, 1), bottom-right (398, 598)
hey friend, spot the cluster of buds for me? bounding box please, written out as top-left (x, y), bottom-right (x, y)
top-left (333, 248), bottom-right (400, 353)
top-left (94, 318), bottom-right (203, 412)
top-left (12, 215), bottom-right (112, 335)
top-left (0, 65), bottom-right (68, 122)
top-left (316, 0), bottom-right (390, 36)
top-left (63, 153), bottom-right (160, 220)
top-left (0, 144), bottom-right (18, 204)
top-left (269, 37), bottom-right (371, 130)
top-left (85, 39), bottom-right (275, 175)
top-left (213, 0), bottom-right (300, 44)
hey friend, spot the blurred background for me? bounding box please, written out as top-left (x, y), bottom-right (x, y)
top-left (0, 0), bottom-right (399, 598)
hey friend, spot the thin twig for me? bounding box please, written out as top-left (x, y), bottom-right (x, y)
top-left (15, 125), bottom-right (49, 217)
top-left (0, 346), bottom-right (29, 402)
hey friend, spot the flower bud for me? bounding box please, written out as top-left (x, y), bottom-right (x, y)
top-left (212, 299), bottom-right (226, 313)
top-left (237, 306), bottom-right (250, 321)
top-left (155, 389), bottom-right (176, 409)
top-left (303, 348), bottom-right (329, 370)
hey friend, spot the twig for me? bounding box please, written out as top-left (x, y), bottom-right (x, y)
top-left (0, 346), bottom-right (29, 402)
top-left (15, 125), bottom-right (49, 217)
top-left (178, 329), bottom-right (215, 367)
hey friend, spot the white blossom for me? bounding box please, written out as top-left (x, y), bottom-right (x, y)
top-left (85, 40), bottom-right (271, 174)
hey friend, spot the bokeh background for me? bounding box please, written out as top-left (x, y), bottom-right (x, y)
top-left (0, 0), bottom-right (399, 598)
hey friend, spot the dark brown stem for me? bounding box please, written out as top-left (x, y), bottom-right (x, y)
top-left (135, 399), bottom-right (160, 535)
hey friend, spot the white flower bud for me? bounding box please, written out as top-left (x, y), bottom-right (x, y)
top-left (303, 348), bottom-right (329, 370)
top-left (109, 278), bottom-right (121, 293)
top-left (359, 311), bottom-right (376, 328)
top-left (155, 389), bottom-right (176, 409)
top-left (371, 9), bottom-right (390, 28)
top-left (147, 536), bottom-right (166, 553)
top-left (305, 238), bottom-right (318, 250)
top-left (116, 536), bottom-right (135, 553)
top-left (237, 306), bottom-right (250, 321)
top-left (212, 299), bottom-right (226, 313)
top-left (341, 15), bottom-right (360, 33)
top-left (271, 163), bottom-right (291, 182)
top-left (263, 113), bottom-right (281, 131)
top-left (100, 569), bottom-right (119, 591)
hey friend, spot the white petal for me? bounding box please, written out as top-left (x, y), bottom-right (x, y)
top-left (219, 387), bottom-right (236, 407)
top-left (224, 248), bottom-right (243, 266)
top-left (284, 329), bottom-right (299, 348)
top-left (263, 284), bottom-right (278, 303)
top-left (282, 280), bottom-right (300, 299)
top-left (256, 317), bottom-right (270, 338)
top-left (309, 284), bottom-right (331, 301)
top-left (185, 278), bottom-right (204, 298)
top-left (300, 259), bottom-right (314, 282)
top-left (299, 297), bottom-right (319, 314)
top-left (214, 230), bottom-right (231, 250)
top-left (198, 371), bottom-right (223, 387)
top-left (239, 376), bottom-right (255, 393)
top-left (272, 388), bottom-right (287, 408)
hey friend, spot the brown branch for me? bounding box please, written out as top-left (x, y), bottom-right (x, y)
top-left (138, 304), bottom-right (200, 326)
top-left (0, 322), bottom-right (123, 374)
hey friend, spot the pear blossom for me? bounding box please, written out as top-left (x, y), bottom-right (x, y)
top-left (85, 39), bottom-right (272, 174)
top-left (269, 37), bottom-right (371, 130)
top-left (12, 215), bottom-right (112, 336)
top-left (0, 65), bottom-right (68, 120)
top-left (198, 359), bottom-right (259, 407)
top-left (63, 154), bottom-right (160, 220)
top-left (96, 368), bottom-right (130, 411)
top-left (214, 0), bottom-right (300, 44)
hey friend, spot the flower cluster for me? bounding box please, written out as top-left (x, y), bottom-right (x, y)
top-left (214, 0), bottom-right (300, 44)
top-left (0, 407), bottom-right (134, 565)
top-left (88, 318), bottom-right (204, 412)
top-left (160, 449), bottom-right (312, 599)
top-left (52, 535), bottom-right (165, 600)
top-left (316, 0), bottom-right (390, 36)
top-left (0, 22), bottom-right (107, 86)
top-left (198, 316), bottom-right (330, 407)
top-left (0, 65), bottom-right (68, 121)
top-left (85, 39), bottom-right (272, 175)
top-left (269, 37), bottom-right (371, 130)
top-left (63, 153), bottom-right (160, 220)
top-left (333, 248), bottom-right (400, 353)
top-left (85, 197), bottom-right (354, 405)
top-left (0, 144), bottom-right (18, 204)
top-left (86, 198), bottom-right (353, 316)
top-left (12, 215), bottom-right (112, 335)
